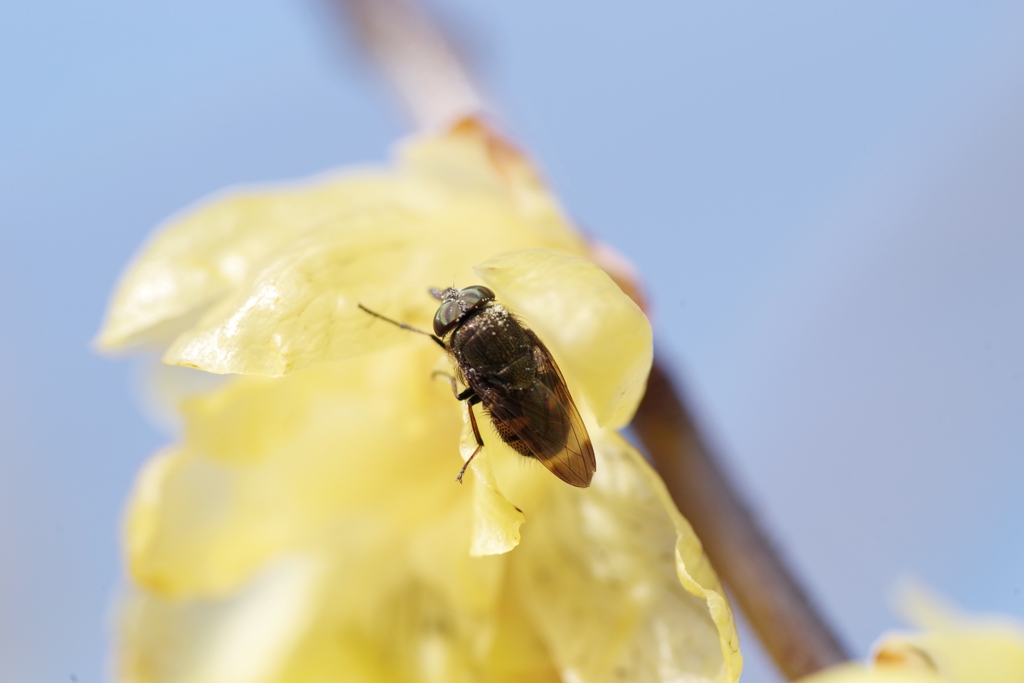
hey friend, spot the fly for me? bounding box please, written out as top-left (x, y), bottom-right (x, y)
top-left (359, 285), bottom-right (596, 487)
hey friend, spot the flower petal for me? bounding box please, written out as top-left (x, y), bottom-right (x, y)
top-left (163, 203), bottom-right (584, 376)
top-left (476, 249), bottom-right (653, 428)
top-left (96, 174), bottom-right (411, 351)
top-left (122, 512), bottom-right (526, 683)
top-left (797, 589), bottom-right (1024, 683)
top-left (124, 344), bottom-right (465, 596)
top-left (99, 120), bottom-right (586, 358)
top-left (871, 586), bottom-right (1024, 683)
top-left (119, 555), bottom-right (324, 683)
top-left (509, 429), bottom-right (741, 683)
top-left (459, 415), bottom-right (526, 557)
top-left (797, 664), bottom-right (938, 683)
top-left (400, 117), bottom-right (565, 228)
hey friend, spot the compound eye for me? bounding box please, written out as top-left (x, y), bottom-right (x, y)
top-left (458, 285), bottom-right (495, 310)
top-left (433, 300), bottom-right (462, 336)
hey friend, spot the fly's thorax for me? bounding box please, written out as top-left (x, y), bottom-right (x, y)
top-left (448, 304), bottom-right (536, 379)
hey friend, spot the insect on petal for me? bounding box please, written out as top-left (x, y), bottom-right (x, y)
top-left (476, 249), bottom-right (653, 429)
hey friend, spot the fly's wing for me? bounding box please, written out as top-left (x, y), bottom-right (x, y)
top-left (485, 330), bottom-right (596, 488)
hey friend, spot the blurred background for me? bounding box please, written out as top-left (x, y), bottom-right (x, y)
top-left (2, 1), bottom-right (1023, 681)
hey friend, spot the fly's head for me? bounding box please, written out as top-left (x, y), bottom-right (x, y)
top-left (430, 285), bottom-right (496, 337)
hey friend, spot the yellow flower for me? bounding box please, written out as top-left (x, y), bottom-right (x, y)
top-left (100, 120), bottom-right (742, 683)
top-left (799, 586), bottom-right (1024, 683)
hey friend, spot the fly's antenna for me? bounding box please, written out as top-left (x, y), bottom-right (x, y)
top-left (357, 303), bottom-right (446, 349)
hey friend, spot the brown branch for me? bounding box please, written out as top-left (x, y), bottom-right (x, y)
top-left (334, 0), bottom-right (851, 678)
top-left (633, 360), bottom-right (849, 679)
top-left (338, 0), bottom-right (483, 129)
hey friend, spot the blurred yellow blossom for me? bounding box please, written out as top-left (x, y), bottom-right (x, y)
top-left (799, 586), bottom-right (1024, 683)
top-left (100, 120), bottom-right (742, 683)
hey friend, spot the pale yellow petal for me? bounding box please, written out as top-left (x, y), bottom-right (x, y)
top-left (458, 414), bottom-right (526, 557)
top-left (482, 585), bottom-right (563, 683)
top-left (119, 555), bottom-right (324, 683)
top-left (400, 117), bottom-right (567, 230)
top-left (123, 512), bottom-right (525, 683)
top-left (133, 360), bottom-right (229, 434)
top-left (798, 663), bottom-right (939, 683)
top-left (100, 120), bottom-right (585, 356)
top-left (476, 249), bottom-right (653, 429)
top-left (124, 344), bottom-right (465, 596)
top-left (97, 173), bottom-right (412, 351)
top-left (508, 429), bottom-right (741, 683)
top-left (279, 515), bottom-right (507, 683)
top-left (799, 589), bottom-right (1024, 683)
top-left (869, 586), bottom-right (1024, 683)
top-left (124, 447), bottom-right (180, 571)
top-left (469, 463), bottom-right (524, 558)
top-left (164, 205), bottom-right (584, 376)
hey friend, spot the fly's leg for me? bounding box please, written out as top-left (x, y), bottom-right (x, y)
top-left (431, 371), bottom-right (473, 401)
top-left (431, 372), bottom-right (484, 483)
top-left (457, 401), bottom-right (485, 484)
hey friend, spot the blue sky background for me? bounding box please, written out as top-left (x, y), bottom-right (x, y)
top-left (2, 2), bottom-right (1023, 681)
